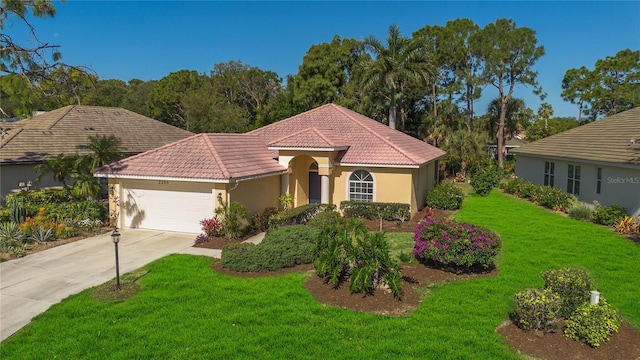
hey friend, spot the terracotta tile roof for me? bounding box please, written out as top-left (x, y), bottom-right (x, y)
top-left (268, 127), bottom-right (349, 150)
top-left (94, 133), bottom-right (286, 181)
top-left (512, 107), bottom-right (640, 167)
top-left (251, 103), bottom-right (445, 166)
top-left (0, 105), bottom-right (193, 164)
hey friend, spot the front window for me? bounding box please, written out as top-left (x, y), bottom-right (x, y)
top-left (567, 164), bottom-right (581, 195)
top-left (349, 169), bottom-right (374, 202)
top-left (596, 167), bottom-right (602, 194)
top-left (544, 161), bottom-right (555, 187)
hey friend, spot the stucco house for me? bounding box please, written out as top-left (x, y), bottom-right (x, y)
top-left (0, 105), bottom-right (193, 201)
top-left (94, 103), bottom-right (445, 233)
top-left (511, 107), bottom-right (640, 217)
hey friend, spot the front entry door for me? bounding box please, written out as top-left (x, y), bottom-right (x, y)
top-left (308, 168), bottom-right (321, 204)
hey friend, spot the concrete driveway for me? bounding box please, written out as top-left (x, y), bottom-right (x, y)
top-left (0, 229), bottom-right (208, 341)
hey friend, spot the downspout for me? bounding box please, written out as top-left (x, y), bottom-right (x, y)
top-left (227, 179), bottom-right (241, 204)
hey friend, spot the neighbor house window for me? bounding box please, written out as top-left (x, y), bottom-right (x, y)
top-left (544, 161), bottom-right (555, 186)
top-left (349, 169), bottom-right (374, 202)
top-left (567, 164), bottom-right (581, 195)
top-left (596, 167), bottom-right (602, 194)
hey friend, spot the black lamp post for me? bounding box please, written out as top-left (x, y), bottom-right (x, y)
top-left (111, 228), bottom-right (121, 290)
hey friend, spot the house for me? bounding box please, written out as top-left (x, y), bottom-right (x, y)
top-left (488, 136), bottom-right (527, 161)
top-left (511, 107), bottom-right (640, 217)
top-left (94, 103), bottom-right (446, 233)
top-left (0, 105), bottom-right (193, 201)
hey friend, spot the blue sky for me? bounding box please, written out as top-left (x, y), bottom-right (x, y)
top-left (11, 1), bottom-right (640, 118)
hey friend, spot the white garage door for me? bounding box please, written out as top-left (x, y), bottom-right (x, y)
top-left (122, 181), bottom-right (215, 233)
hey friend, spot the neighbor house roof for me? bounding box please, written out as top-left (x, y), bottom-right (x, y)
top-left (251, 103), bottom-right (445, 166)
top-left (511, 107), bottom-right (640, 168)
top-left (0, 105), bottom-right (193, 164)
top-left (94, 133), bottom-right (286, 182)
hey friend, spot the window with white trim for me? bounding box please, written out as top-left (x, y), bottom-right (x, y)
top-left (544, 161), bottom-right (555, 186)
top-left (567, 164), bottom-right (581, 195)
top-left (349, 170), bottom-right (374, 202)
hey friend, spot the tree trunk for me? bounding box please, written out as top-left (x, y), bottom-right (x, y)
top-left (389, 93), bottom-right (397, 130)
top-left (497, 100), bottom-right (507, 168)
top-left (432, 83), bottom-right (438, 119)
top-left (467, 83), bottom-right (474, 132)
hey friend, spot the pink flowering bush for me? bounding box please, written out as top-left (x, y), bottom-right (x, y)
top-left (413, 216), bottom-right (501, 271)
top-left (200, 216), bottom-right (222, 238)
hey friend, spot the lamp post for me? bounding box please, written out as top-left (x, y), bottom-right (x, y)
top-left (111, 228), bottom-right (121, 290)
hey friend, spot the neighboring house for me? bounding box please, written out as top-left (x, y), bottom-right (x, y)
top-left (0, 105), bottom-right (193, 201)
top-left (94, 103), bottom-right (446, 233)
top-left (511, 107), bottom-right (640, 217)
top-left (488, 136), bottom-right (527, 161)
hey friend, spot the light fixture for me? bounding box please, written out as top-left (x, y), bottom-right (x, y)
top-left (111, 228), bottom-right (121, 290)
top-left (217, 192), bottom-right (223, 203)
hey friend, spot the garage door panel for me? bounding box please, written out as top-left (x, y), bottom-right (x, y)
top-left (122, 185), bottom-right (215, 233)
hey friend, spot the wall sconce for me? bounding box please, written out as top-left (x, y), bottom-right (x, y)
top-left (217, 192), bottom-right (223, 203)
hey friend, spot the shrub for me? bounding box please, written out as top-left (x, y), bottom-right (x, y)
top-left (0, 222), bottom-right (25, 252)
top-left (470, 166), bottom-right (503, 196)
top-left (564, 299), bottom-right (621, 348)
top-left (19, 208), bottom-right (57, 238)
top-left (541, 268), bottom-right (593, 318)
top-left (567, 203), bottom-right (593, 221)
top-left (250, 225), bottom-right (319, 272)
top-left (512, 287), bottom-right (561, 332)
top-left (591, 204), bottom-right (627, 226)
top-left (314, 219), bottom-right (402, 298)
top-left (55, 221), bottom-right (78, 239)
top-left (220, 243), bottom-right (257, 272)
top-left (250, 207), bottom-right (279, 232)
top-left (216, 200), bottom-right (248, 239)
top-left (537, 186), bottom-right (571, 210)
top-left (613, 216), bottom-right (639, 234)
top-left (349, 230), bottom-right (402, 298)
top-left (413, 216), bottom-right (501, 271)
top-left (0, 208), bottom-right (10, 223)
top-left (29, 226), bottom-right (55, 243)
top-left (268, 203), bottom-right (332, 228)
top-left (200, 216), bottom-right (222, 238)
top-left (426, 182), bottom-right (464, 210)
top-left (339, 201), bottom-right (411, 222)
top-left (194, 233), bottom-right (209, 245)
top-left (500, 178), bottom-right (540, 201)
top-left (220, 225), bottom-right (319, 272)
top-left (306, 208), bottom-right (342, 229)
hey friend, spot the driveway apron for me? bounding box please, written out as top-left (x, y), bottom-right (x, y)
top-left (0, 229), bottom-right (196, 341)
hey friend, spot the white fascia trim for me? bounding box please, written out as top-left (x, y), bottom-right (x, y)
top-left (268, 146), bottom-right (348, 152)
top-left (337, 162), bottom-right (420, 169)
top-left (93, 170), bottom-right (288, 183)
top-left (93, 173), bottom-right (230, 183)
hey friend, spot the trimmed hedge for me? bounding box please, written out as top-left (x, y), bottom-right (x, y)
top-left (306, 208), bottom-right (343, 229)
top-left (500, 179), bottom-right (571, 210)
top-left (426, 182), bottom-right (464, 210)
top-left (268, 204), bottom-right (333, 229)
top-left (339, 201), bottom-right (410, 221)
top-left (221, 225), bottom-right (319, 272)
top-left (512, 287), bottom-right (561, 332)
top-left (591, 204), bottom-right (627, 226)
top-left (470, 166), bottom-right (503, 196)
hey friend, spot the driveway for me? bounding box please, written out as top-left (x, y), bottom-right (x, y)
top-left (0, 229), bottom-right (206, 341)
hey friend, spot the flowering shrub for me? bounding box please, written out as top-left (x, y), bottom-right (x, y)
top-left (194, 233), bottom-right (210, 245)
top-left (200, 216), bottom-right (222, 238)
top-left (513, 287), bottom-right (562, 332)
top-left (564, 298), bottom-right (620, 348)
top-left (19, 208), bottom-right (56, 238)
top-left (413, 216), bottom-right (501, 271)
top-left (541, 268), bottom-right (593, 318)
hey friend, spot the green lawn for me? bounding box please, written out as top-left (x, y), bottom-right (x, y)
top-left (1, 191), bottom-right (638, 359)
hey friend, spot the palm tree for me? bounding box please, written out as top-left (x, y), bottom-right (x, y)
top-left (81, 134), bottom-right (124, 169)
top-left (359, 24), bottom-right (432, 130)
top-left (442, 129), bottom-right (488, 176)
top-left (35, 154), bottom-right (78, 197)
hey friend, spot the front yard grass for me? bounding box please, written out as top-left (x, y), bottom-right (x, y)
top-left (1, 190), bottom-right (638, 359)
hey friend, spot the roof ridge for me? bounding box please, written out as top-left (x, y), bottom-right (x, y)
top-left (203, 134), bottom-right (230, 179)
top-left (98, 133), bottom-right (199, 169)
top-left (247, 103), bottom-right (335, 134)
top-left (46, 105), bottom-right (76, 130)
top-left (312, 127), bottom-right (339, 146)
top-left (331, 104), bottom-right (418, 164)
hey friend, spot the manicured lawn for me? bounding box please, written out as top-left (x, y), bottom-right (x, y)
top-left (1, 190), bottom-right (638, 359)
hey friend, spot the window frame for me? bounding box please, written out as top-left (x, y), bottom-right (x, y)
top-left (596, 167), bottom-right (602, 194)
top-left (567, 164), bottom-right (581, 196)
top-left (544, 161), bottom-right (555, 187)
top-left (347, 169), bottom-right (375, 202)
